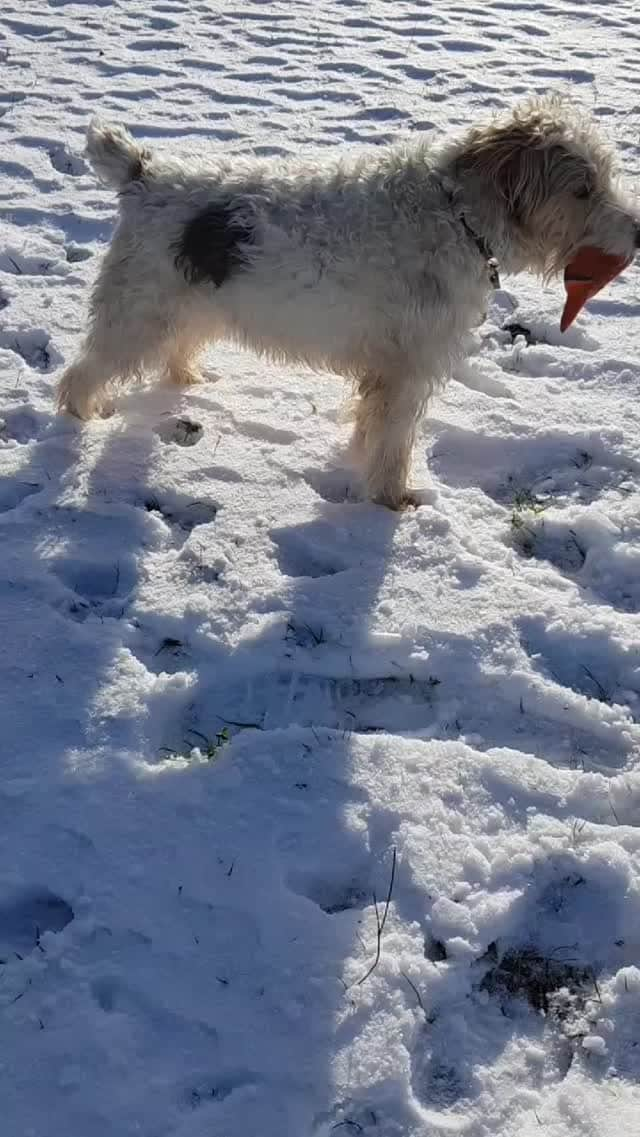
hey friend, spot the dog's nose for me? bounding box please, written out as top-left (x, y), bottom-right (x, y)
top-left (636, 226), bottom-right (640, 249)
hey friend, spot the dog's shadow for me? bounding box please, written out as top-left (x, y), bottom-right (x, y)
top-left (31, 373), bottom-right (429, 1130)
top-left (19, 369), bottom-right (623, 1131)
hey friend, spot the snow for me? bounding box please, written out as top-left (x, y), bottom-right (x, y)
top-left (1, 1), bottom-right (640, 1134)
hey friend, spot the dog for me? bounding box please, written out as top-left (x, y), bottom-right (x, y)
top-left (57, 94), bottom-right (639, 509)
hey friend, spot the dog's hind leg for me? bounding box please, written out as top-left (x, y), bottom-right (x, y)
top-left (58, 236), bottom-right (176, 417)
top-left (57, 326), bottom-right (162, 419)
top-left (352, 371), bottom-right (425, 510)
top-left (57, 301), bottom-right (171, 419)
top-left (57, 353), bottom-right (117, 420)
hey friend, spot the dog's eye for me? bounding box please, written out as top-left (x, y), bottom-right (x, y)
top-left (574, 185), bottom-right (591, 200)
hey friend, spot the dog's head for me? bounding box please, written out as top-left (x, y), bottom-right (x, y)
top-left (456, 94), bottom-right (638, 313)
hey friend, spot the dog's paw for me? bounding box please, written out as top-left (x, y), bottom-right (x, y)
top-left (57, 389), bottom-right (114, 421)
top-left (56, 364), bottom-right (113, 421)
top-left (373, 489), bottom-right (421, 512)
top-left (374, 485), bottom-right (436, 511)
top-left (56, 391), bottom-right (92, 421)
top-left (168, 365), bottom-right (203, 388)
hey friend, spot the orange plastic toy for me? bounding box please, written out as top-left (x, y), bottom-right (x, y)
top-left (561, 246), bottom-right (630, 332)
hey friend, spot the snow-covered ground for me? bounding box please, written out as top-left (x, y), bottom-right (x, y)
top-left (1, 2), bottom-right (640, 1134)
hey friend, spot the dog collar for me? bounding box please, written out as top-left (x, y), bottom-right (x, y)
top-left (438, 174), bottom-right (500, 288)
top-left (459, 214), bottom-right (500, 289)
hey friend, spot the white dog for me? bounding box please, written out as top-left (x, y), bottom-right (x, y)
top-left (57, 94), bottom-right (638, 509)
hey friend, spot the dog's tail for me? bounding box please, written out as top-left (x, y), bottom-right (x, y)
top-left (86, 118), bottom-right (149, 189)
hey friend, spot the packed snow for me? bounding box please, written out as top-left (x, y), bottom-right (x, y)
top-left (1, 2), bottom-right (640, 1135)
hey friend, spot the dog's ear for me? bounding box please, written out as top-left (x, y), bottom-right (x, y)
top-left (458, 120), bottom-right (594, 225)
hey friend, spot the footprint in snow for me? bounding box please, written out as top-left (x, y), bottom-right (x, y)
top-left (502, 318), bottom-right (599, 352)
top-left (235, 419), bottom-right (298, 446)
top-left (65, 244), bottom-right (93, 264)
top-left (154, 416), bottom-right (204, 446)
top-left (288, 871), bottom-right (370, 915)
top-left (0, 250), bottom-right (66, 277)
top-left (271, 522), bottom-right (348, 579)
top-left (0, 480), bottom-right (41, 514)
top-left (513, 514), bottom-right (640, 614)
top-left (48, 144), bottom-right (88, 177)
top-left (184, 1073), bottom-right (257, 1109)
top-left (0, 328), bottom-right (60, 373)
top-left (511, 515), bottom-right (587, 575)
top-left (0, 889), bottom-right (73, 957)
top-left (142, 494), bottom-right (217, 544)
top-left (52, 554), bottom-right (137, 621)
top-left (520, 615), bottom-right (640, 720)
top-left (303, 465), bottom-right (355, 504)
top-left (0, 404), bottom-right (46, 444)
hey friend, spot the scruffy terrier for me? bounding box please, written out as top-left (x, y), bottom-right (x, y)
top-left (57, 95), bottom-right (638, 509)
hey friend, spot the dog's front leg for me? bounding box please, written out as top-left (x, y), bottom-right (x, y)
top-left (353, 372), bottom-right (425, 510)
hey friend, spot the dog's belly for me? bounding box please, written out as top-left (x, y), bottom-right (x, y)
top-left (217, 269), bottom-right (394, 368)
top-left (215, 263), bottom-right (485, 379)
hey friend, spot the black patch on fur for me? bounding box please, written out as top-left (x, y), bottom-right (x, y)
top-left (175, 203), bottom-right (255, 287)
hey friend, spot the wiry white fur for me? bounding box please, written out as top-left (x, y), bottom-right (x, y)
top-left (84, 119), bottom-right (149, 189)
top-left (58, 95), bottom-right (638, 509)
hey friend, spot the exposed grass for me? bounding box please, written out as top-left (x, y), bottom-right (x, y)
top-left (509, 486), bottom-right (550, 554)
top-left (160, 726), bottom-right (230, 763)
top-left (480, 943), bottom-right (595, 1017)
top-left (286, 620), bottom-right (327, 648)
top-left (508, 487), bottom-right (587, 573)
top-left (184, 727), bottom-right (230, 760)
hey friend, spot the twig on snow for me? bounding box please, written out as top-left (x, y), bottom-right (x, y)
top-left (581, 665), bottom-right (609, 703)
top-left (401, 970), bottom-right (425, 1013)
top-left (356, 847), bottom-right (397, 986)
